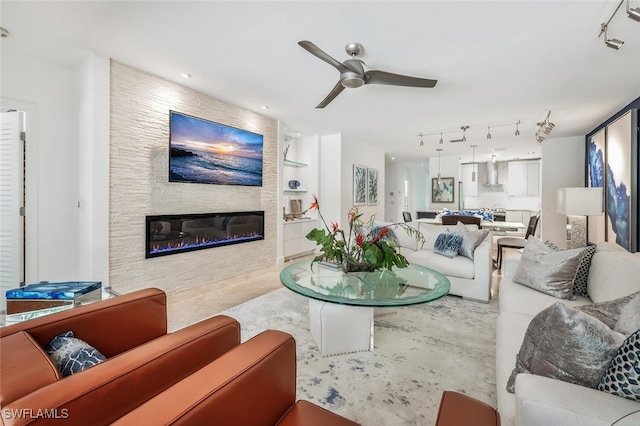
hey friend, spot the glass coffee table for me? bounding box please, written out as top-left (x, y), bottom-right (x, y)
top-left (280, 260), bottom-right (450, 356)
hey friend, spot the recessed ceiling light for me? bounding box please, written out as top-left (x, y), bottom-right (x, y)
top-left (261, 105), bottom-right (269, 110)
top-left (180, 73), bottom-right (191, 78)
top-left (391, 157), bottom-right (395, 160)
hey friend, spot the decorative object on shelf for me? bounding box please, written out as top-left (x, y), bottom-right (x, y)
top-left (367, 168), bottom-right (378, 205)
top-left (288, 179), bottom-right (300, 189)
top-left (305, 195), bottom-right (424, 272)
top-left (432, 177), bottom-right (455, 203)
top-left (353, 164), bottom-right (367, 205)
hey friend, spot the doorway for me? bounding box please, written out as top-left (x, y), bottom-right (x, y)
top-left (0, 110), bottom-right (26, 311)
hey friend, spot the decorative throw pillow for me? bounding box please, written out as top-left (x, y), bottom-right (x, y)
top-left (46, 331), bottom-right (106, 377)
top-left (598, 329), bottom-right (640, 401)
top-left (572, 245), bottom-right (597, 297)
top-left (455, 222), bottom-right (490, 260)
top-left (433, 231), bottom-right (463, 259)
top-left (576, 291), bottom-right (640, 335)
top-left (513, 237), bottom-right (585, 299)
top-left (507, 303), bottom-right (625, 393)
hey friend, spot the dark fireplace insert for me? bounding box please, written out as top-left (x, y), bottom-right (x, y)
top-left (146, 211), bottom-right (264, 258)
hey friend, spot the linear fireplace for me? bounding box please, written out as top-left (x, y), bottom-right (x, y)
top-left (146, 211), bottom-right (264, 258)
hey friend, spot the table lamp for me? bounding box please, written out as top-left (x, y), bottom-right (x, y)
top-left (557, 187), bottom-right (603, 249)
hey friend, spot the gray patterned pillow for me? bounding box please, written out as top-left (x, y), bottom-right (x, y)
top-left (433, 231), bottom-right (463, 259)
top-left (598, 329), bottom-right (640, 401)
top-left (513, 237), bottom-right (585, 299)
top-left (576, 291), bottom-right (640, 335)
top-left (455, 222), bottom-right (490, 260)
top-left (46, 331), bottom-right (106, 377)
top-left (507, 302), bottom-right (626, 393)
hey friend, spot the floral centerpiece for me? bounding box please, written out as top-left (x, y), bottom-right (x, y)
top-left (305, 195), bottom-right (424, 272)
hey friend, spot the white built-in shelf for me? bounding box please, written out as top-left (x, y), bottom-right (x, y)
top-left (284, 189), bottom-right (307, 193)
top-left (283, 159), bottom-right (307, 167)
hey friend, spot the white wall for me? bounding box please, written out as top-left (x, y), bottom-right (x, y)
top-left (340, 135), bottom-right (385, 226)
top-left (319, 134), bottom-right (342, 226)
top-left (1, 46), bottom-right (83, 282)
top-left (540, 136), bottom-right (585, 248)
top-left (76, 53), bottom-right (110, 285)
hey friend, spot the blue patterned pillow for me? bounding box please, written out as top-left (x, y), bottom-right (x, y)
top-left (434, 232), bottom-right (463, 259)
top-left (598, 329), bottom-right (640, 401)
top-left (46, 331), bottom-right (106, 377)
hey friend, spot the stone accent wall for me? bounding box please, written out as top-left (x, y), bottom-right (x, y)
top-left (109, 61), bottom-right (278, 295)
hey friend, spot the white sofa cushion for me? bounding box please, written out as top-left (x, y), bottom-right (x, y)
top-left (499, 276), bottom-right (590, 316)
top-left (588, 249), bottom-right (640, 303)
top-left (405, 250), bottom-right (474, 279)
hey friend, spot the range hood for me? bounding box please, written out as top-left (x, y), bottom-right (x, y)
top-left (480, 162), bottom-right (504, 192)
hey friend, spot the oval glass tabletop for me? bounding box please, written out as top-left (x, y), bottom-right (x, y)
top-left (280, 260), bottom-right (450, 307)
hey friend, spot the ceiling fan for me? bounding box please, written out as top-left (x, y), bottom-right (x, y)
top-left (298, 40), bottom-right (438, 108)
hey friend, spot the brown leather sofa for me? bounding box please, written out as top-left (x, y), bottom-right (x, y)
top-left (0, 288), bottom-right (241, 425)
top-left (112, 329), bottom-right (360, 426)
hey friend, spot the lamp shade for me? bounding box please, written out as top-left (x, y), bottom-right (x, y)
top-left (557, 187), bottom-right (603, 216)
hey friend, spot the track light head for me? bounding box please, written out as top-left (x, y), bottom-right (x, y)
top-left (627, 0), bottom-right (640, 21)
top-left (486, 126), bottom-right (492, 140)
top-left (606, 37), bottom-right (625, 49)
top-left (600, 23), bottom-right (624, 49)
top-left (515, 120), bottom-right (520, 136)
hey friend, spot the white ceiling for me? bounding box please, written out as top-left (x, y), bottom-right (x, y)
top-left (2, 1), bottom-right (640, 164)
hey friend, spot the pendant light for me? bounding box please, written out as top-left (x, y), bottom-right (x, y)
top-left (436, 148), bottom-right (443, 184)
top-left (470, 145), bottom-right (477, 183)
top-left (419, 132), bottom-right (424, 146)
top-left (486, 126), bottom-right (492, 140)
top-left (439, 132), bottom-right (444, 145)
top-left (515, 120), bottom-right (521, 136)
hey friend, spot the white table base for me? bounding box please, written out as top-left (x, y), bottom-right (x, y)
top-left (308, 299), bottom-right (374, 357)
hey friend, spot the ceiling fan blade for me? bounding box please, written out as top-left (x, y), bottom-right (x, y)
top-left (365, 70), bottom-right (437, 88)
top-left (299, 40), bottom-right (350, 73)
top-left (316, 81), bottom-right (345, 109)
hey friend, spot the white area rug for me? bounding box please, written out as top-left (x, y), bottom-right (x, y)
top-left (220, 288), bottom-right (499, 425)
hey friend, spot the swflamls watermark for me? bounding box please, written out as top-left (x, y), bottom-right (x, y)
top-left (2, 408), bottom-right (69, 420)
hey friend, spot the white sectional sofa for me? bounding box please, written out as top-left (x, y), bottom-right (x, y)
top-left (378, 221), bottom-right (493, 303)
top-left (496, 242), bottom-right (640, 426)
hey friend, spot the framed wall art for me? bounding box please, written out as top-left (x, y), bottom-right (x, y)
top-left (353, 164), bottom-right (367, 205)
top-left (585, 96), bottom-right (639, 252)
top-left (367, 168), bottom-right (378, 205)
top-left (432, 177), bottom-right (455, 203)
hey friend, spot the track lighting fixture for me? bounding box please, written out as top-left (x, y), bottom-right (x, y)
top-left (486, 126), bottom-right (492, 140)
top-left (599, 1), bottom-right (626, 49)
top-left (602, 23), bottom-right (624, 49)
top-left (470, 145), bottom-right (477, 183)
top-left (461, 126), bottom-right (469, 142)
top-left (627, 0), bottom-right (640, 21)
top-left (535, 111), bottom-right (555, 143)
top-left (515, 120), bottom-right (520, 136)
top-left (439, 132), bottom-right (444, 145)
top-left (436, 148), bottom-right (443, 183)
top-left (419, 132), bottom-right (424, 147)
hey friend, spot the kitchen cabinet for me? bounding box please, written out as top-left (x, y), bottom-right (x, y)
top-left (460, 164), bottom-right (478, 196)
top-left (508, 161), bottom-right (539, 196)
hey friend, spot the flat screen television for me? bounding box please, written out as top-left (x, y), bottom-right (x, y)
top-left (169, 110), bottom-right (264, 186)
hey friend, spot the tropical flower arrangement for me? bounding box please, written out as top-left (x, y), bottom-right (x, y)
top-left (305, 195), bottom-right (424, 272)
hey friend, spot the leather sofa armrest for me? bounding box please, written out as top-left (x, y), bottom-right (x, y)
top-left (111, 330), bottom-right (296, 426)
top-left (2, 315), bottom-right (240, 426)
top-left (0, 288), bottom-right (167, 357)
